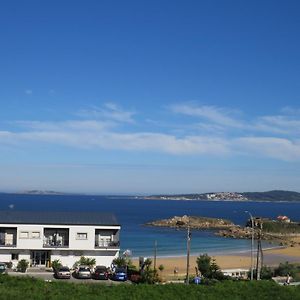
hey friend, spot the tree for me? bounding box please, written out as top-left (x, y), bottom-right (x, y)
top-left (196, 254), bottom-right (212, 277)
top-left (196, 254), bottom-right (224, 280)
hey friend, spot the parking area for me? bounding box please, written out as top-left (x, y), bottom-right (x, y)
top-left (7, 270), bottom-right (131, 285)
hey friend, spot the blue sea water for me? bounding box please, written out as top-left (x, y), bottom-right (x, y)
top-left (0, 194), bottom-right (299, 258)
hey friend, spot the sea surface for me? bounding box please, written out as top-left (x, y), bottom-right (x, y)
top-left (0, 194), bottom-right (299, 258)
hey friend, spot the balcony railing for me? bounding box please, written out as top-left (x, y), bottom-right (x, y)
top-left (43, 241), bottom-right (69, 248)
top-left (0, 242), bottom-right (17, 247)
top-left (43, 229), bottom-right (69, 248)
top-left (95, 240), bottom-right (120, 249)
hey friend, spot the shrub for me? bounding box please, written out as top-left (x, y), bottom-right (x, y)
top-left (51, 259), bottom-right (62, 271)
top-left (73, 256), bottom-right (96, 268)
top-left (17, 259), bottom-right (29, 273)
top-left (274, 261), bottom-right (300, 278)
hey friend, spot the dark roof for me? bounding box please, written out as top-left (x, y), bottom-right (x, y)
top-left (0, 211), bottom-right (119, 226)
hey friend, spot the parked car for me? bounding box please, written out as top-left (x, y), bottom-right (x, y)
top-left (92, 266), bottom-right (109, 280)
top-left (74, 265), bottom-right (92, 279)
top-left (112, 268), bottom-right (127, 281)
top-left (54, 266), bottom-right (71, 279)
top-left (0, 263), bottom-right (7, 274)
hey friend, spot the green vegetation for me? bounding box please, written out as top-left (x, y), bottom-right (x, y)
top-left (0, 275), bottom-right (300, 300)
top-left (16, 259), bottom-right (29, 273)
top-left (51, 259), bottom-right (62, 271)
top-left (274, 262), bottom-right (300, 280)
top-left (262, 220), bottom-right (300, 234)
top-left (73, 256), bottom-right (96, 268)
top-left (196, 254), bottom-right (225, 280)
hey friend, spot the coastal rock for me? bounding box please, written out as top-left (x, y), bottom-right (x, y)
top-left (145, 215), bottom-right (235, 229)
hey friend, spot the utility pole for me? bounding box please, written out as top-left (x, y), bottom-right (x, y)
top-left (245, 211), bottom-right (254, 280)
top-left (154, 240), bottom-right (157, 270)
top-left (255, 219), bottom-right (263, 280)
top-left (186, 223), bottom-right (191, 285)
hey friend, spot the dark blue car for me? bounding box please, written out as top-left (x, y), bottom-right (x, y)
top-left (112, 268), bottom-right (127, 281)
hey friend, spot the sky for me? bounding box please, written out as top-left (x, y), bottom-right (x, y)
top-left (1, 0), bottom-right (300, 194)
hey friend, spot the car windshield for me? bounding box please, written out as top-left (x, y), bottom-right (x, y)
top-left (116, 268), bottom-right (126, 273)
top-left (79, 267), bottom-right (90, 272)
top-left (59, 267), bottom-right (69, 271)
top-left (96, 267), bottom-right (107, 272)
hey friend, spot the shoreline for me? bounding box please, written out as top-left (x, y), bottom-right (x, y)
top-left (131, 244), bottom-right (286, 260)
top-left (132, 245), bottom-right (300, 277)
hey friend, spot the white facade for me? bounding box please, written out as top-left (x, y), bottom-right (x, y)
top-left (0, 222), bottom-right (120, 268)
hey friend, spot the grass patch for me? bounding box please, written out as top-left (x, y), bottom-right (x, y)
top-left (0, 275), bottom-right (300, 300)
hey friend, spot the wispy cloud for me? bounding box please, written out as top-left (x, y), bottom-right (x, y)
top-left (254, 115), bottom-right (300, 135)
top-left (78, 102), bottom-right (136, 123)
top-left (170, 103), bottom-right (244, 128)
top-left (1, 103), bottom-right (300, 161)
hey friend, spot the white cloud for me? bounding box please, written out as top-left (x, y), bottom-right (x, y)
top-left (236, 137), bottom-right (300, 161)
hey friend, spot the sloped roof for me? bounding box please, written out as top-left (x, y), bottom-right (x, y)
top-left (0, 210), bottom-right (119, 226)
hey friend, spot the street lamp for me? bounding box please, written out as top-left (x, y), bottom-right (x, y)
top-left (245, 211), bottom-right (254, 280)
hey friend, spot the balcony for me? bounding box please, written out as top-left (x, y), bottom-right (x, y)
top-left (95, 229), bottom-right (120, 249)
top-left (43, 228), bottom-right (69, 248)
top-left (0, 228), bottom-right (17, 247)
top-left (95, 240), bottom-right (120, 248)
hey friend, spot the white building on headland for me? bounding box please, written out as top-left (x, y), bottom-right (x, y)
top-left (0, 210), bottom-right (120, 268)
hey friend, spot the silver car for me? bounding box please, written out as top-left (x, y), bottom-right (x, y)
top-left (54, 266), bottom-right (71, 279)
top-left (75, 265), bottom-right (91, 279)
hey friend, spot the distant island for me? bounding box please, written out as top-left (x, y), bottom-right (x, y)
top-left (144, 190), bottom-right (300, 202)
top-left (17, 190), bottom-right (68, 195)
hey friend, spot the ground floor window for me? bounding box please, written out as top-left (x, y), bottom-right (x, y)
top-left (11, 253), bottom-right (19, 260)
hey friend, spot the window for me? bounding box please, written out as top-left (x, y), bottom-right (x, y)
top-left (76, 233), bottom-right (88, 240)
top-left (19, 231), bottom-right (29, 239)
top-left (31, 232), bottom-right (40, 239)
top-left (11, 253), bottom-right (19, 260)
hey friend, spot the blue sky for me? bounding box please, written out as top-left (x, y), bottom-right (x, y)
top-left (1, 0), bottom-right (300, 194)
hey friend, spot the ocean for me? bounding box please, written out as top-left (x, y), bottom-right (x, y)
top-left (0, 194), bottom-right (299, 258)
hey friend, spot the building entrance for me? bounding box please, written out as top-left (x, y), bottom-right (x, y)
top-left (30, 251), bottom-right (50, 267)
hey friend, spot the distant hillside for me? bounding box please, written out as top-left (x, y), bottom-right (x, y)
top-left (242, 190), bottom-right (300, 202)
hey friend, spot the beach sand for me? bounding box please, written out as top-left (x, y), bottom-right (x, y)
top-left (132, 245), bottom-right (300, 278)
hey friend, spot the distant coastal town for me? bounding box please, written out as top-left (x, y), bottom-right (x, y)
top-left (144, 190), bottom-right (300, 202)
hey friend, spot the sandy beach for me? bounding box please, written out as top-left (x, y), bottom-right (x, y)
top-left (133, 244), bottom-right (300, 278)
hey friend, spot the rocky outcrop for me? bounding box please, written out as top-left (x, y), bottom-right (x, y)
top-left (145, 215), bottom-right (235, 229)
